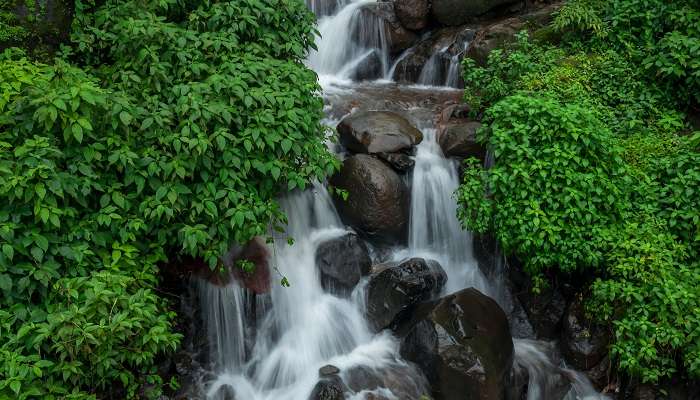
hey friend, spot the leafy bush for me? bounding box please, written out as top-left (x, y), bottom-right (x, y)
top-left (458, 9), bottom-right (700, 383)
top-left (456, 94), bottom-right (625, 274)
top-left (592, 218), bottom-right (700, 382)
top-left (0, 0), bottom-right (335, 397)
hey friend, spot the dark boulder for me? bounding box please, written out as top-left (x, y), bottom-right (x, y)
top-left (399, 288), bottom-right (514, 400)
top-left (366, 258), bottom-right (447, 331)
top-left (355, 2), bottom-right (418, 55)
top-left (337, 110), bottom-right (423, 154)
top-left (308, 376), bottom-right (345, 400)
top-left (330, 154), bottom-right (410, 243)
top-left (393, 0), bottom-right (430, 31)
top-left (562, 297), bottom-right (610, 371)
top-left (224, 237), bottom-right (272, 294)
top-left (351, 50), bottom-right (383, 81)
top-left (518, 283), bottom-right (567, 340)
top-left (432, 0), bottom-right (519, 26)
top-left (315, 233), bottom-right (372, 295)
top-left (377, 152), bottom-right (415, 173)
top-left (437, 121), bottom-right (484, 159)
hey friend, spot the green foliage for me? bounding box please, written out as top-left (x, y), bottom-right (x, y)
top-left (591, 219), bottom-right (700, 382)
top-left (0, 0), bottom-right (335, 397)
top-left (456, 94), bottom-right (625, 274)
top-left (458, 7), bottom-right (700, 383)
top-left (553, 0), bottom-right (700, 104)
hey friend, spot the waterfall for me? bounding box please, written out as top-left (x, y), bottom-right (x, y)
top-left (308, 0), bottom-right (390, 85)
top-left (399, 129), bottom-right (489, 294)
top-left (194, 1), bottom-right (612, 399)
top-left (514, 340), bottom-right (610, 400)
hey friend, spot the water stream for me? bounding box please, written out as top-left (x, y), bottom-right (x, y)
top-left (195, 1), bottom-right (610, 399)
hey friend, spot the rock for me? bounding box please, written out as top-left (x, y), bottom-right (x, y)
top-left (393, 0), bottom-right (430, 31)
top-left (7, 0), bottom-right (73, 51)
top-left (319, 365), bottom-right (341, 377)
top-left (377, 152), bottom-right (414, 173)
top-left (224, 237), bottom-right (272, 294)
top-left (584, 355), bottom-right (610, 390)
top-left (633, 385), bottom-right (656, 400)
top-left (432, 0), bottom-right (519, 26)
top-left (337, 110), bottom-right (423, 154)
top-left (350, 50), bottom-right (383, 81)
top-left (315, 233), bottom-right (372, 295)
top-left (308, 376), bottom-right (345, 400)
top-left (330, 154), bottom-right (410, 242)
top-left (355, 2), bottom-right (419, 54)
top-left (562, 297), bottom-right (610, 370)
top-left (466, 4), bottom-right (560, 65)
top-left (344, 364), bottom-right (430, 399)
top-left (392, 26), bottom-right (475, 84)
top-left (399, 288), bottom-right (514, 400)
top-left (437, 121), bottom-right (484, 159)
top-left (518, 284), bottom-right (567, 339)
top-left (366, 258), bottom-right (447, 331)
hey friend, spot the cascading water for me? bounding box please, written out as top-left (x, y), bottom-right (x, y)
top-left (396, 128), bottom-right (489, 295)
top-left (195, 1), bottom-right (612, 399)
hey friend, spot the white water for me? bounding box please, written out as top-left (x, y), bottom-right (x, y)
top-left (202, 186), bottom-right (420, 400)
top-left (395, 129), bottom-right (489, 295)
top-left (196, 1), bottom-right (611, 399)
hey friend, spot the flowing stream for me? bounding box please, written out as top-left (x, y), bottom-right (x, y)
top-left (196, 1), bottom-right (610, 399)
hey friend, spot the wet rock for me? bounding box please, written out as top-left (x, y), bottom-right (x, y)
top-left (344, 364), bottom-right (431, 399)
top-left (432, 0), bottom-right (519, 26)
top-left (466, 4), bottom-right (560, 65)
top-left (393, 0), bottom-right (430, 31)
top-left (584, 355), bottom-right (610, 390)
top-left (633, 385), bottom-right (656, 400)
top-left (562, 297), bottom-right (610, 371)
top-left (392, 26), bottom-right (475, 84)
top-left (366, 258), bottom-right (447, 331)
top-left (337, 110), bottom-right (423, 154)
top-left (355, 2), bottom-right (418, 54)
top-left (319, 365), bottom-right (341, 377)
top-left (377, 152), bottom-right (414, 173)
top-left (309, 375), bottom-right (345, 400)
top-left (399, 288), bottom-right (514, 400)
top-left (330, 154), bottom-right (410, 242)
top-left (351, 50), bottom-right (383, 81)
top-left (315, 233), bottom-right (372, 295)
top-left (224, 237), bottom-right (272, 294)
top-left (518, 283), bottom-right (567, 340)
top-left (437, 121), bottom-right (484, 159)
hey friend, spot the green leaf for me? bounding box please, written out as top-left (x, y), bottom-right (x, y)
top-left (2, 244), bottom-right (14, 261)
top-left (0, 273), bottom-right (12, 292)
top-left (119, 111), bottom-right (133, 126)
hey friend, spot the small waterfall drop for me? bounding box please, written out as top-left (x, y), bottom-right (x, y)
top-left (399, 129), bottom-right (489, 294)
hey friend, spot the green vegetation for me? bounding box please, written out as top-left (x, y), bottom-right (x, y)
top-left (457, 0), bottom-right (700, 385)
top-left (0, 0), bottom-right (334, 398)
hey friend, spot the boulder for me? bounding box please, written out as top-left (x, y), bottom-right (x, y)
top-left (224, 237), bottom-right (272, 294)
top-left (350, 50), bottom-right (383, 81)
top-left (366, 258), bottom-right (447, 331)
top-left (393, 0), bottom-right (430, 31)
top-left (399, 288), bottom-right (514, 400)
top-left (432, 0), bottom-right (519, 26)
top-left (308, 377), bottom-right (345, 400)
top-left (377, 152), bottom-right (414, 173)
top-left (337, 110), bottom-right (423, 154)
top-left (466, 4), bottom-right (560, 65)
top-left (344, 364), bottom-right (430, 399)
top-left (355, 2), bottom-right (419, 54)
top-left (518, 283), bottom-right (567, 340)
top-left (561, 297), bottom-right (610, 371)
top-left (315, 233), bottom-right (372, 295)
top-left (437, 121), bottom-right (485, 159)
top-left (330, 154), bottom-right (410, 242)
